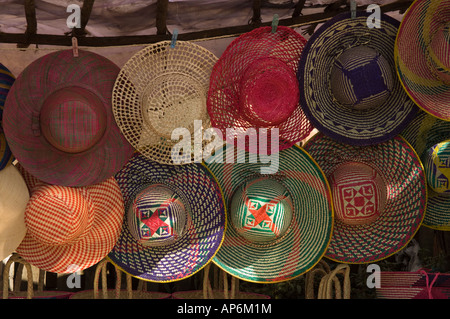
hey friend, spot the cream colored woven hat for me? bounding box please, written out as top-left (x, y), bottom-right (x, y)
top-left (112, 40), bottom-right (218, 165)
top-left (0, 164), bottom-right (30, 261)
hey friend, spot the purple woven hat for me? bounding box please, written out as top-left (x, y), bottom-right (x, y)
top-left (3, 50), bottom-right (134, 186)
top-left (107, 153), bottom-right (226, 282)
top-left (298, 11), bottom-right (418, 145)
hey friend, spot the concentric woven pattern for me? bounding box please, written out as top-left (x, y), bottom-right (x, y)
top-left (401, 110), bottom-right (450, 230)
top-left (298, 11), bottom-right (417, 145)
top-left (108, 153), bottom-right (226, 282)
top-left (3, 49), bottom-right (134, 187)
top-left (206, 145), bottom-right (333, 283)
top-left (303, 133), bottom-right (426, 264)
top-left (395, 0), bottom-right (450, 120)
top-left (207, 26), bottom-right (312, 151)
top-left (16, 177), bottom-right (125, 273)
top-left (0, 63), bottom-right (14, 123)
top-left (112, 40), bottom-right (218, 165)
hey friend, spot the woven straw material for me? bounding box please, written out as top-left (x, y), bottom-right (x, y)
top-left (3, 49), bottom-right (134, 187)
top-left (112, 40), bottom-right (218, 165)
top-left (207, 26), bottom-right (312, 151)
top-left (298, 11), bottom-right (417, 146)
top-left (303, 133), bottom-right (426, 264)
top-left (0, 165), bottom-right (30, 261)
top-left (205, 145), bottom-right (333, 283)
top-left (401, 110), bottom-right (450, 230)
top-left (395, 0), bottom-right (450, 121)
top-left (15, 176), bottom-right (125, 274)
top-left (0, 63), bottom-right (15, 123)
top-left (108, 153), bottom-right (226, 282)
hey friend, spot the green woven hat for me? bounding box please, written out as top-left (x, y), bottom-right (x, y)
top-left (401, 110), bottom-right (450, 230)
top-left (304, 133), bottom-right (426, 263)
top-left (205, 145), bottom-right (333, 283)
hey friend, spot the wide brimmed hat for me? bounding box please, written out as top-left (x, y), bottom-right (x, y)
top-left (107, 153), bottom-right (226, 282)
top-left (112, 40), bottom-right (218, 165)
top-left (205, 145), bottom-right (333, 283)
top-left (15, 166), bottom-right (125, 273)
top-left (3, 49), bottom-right (134, 187)
top-left (298, 11), bottom-right (418, 146)
top-left (0, 164), bottom-right (30, 261)
top-left (401, 110), bottom-right (450, 230)
top-left (207, 26), bottom-right (313, 152)
top-left (0, 64), bottom-right (15, 170)
top-left (395, 0), bottom-right (450, 120)
top-left (303, 133), bottom-right (426, 263)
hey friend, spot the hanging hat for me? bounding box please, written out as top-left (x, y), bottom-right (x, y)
top-left (205, 145), bottom-right (333, 283)
top-left (0, 64), bottom-right (15, 170)
top-left (15, 167), bottom-right (125, 274)
top-left (303, 133), bottom-right (426, 263)
top-left (395, 0), bottom-right (450, 120)
top-left (3, 49), bottom-right (134, 187)
top-left (207, 25), bottom-right (313, 152)
top-left (401, 110), bottom-right (450, 230)
top-left (107, 153), bottom-right (226, 282)
top-left (298, 11), bottom-right (418, 146)
top-left (0, 164), bottom-right (30, 261)
top-left (112, 40), bottom-right (218, 165)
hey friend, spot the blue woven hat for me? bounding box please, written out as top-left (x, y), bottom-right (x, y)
top-left (0, 64), bottom-right (14, 169)
top-left (298, 11), bottom-right (418, 145)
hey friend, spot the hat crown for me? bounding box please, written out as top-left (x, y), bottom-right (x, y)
top-left (128, 184), bottom-right (187, 247)
top-left (424, 140), bottom-right (450, 195)
top-left (330, 46), bottom-right (393, 110)
top-left (25, 185), bottom-right (94, 246)
top-left (230, 177), bottom-right (293, 243)
top-left (329, 162), bottom-right (386, 225)
top-left (428, 23), bottom-right (450, 84)
top-left (239, 57), bottom-right (299, 126)
top-left (40, 86), bottom-right (107, 154)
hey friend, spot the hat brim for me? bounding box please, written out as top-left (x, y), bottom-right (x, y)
top-left (107, 153), bottom-right (226, 283)
top-left (3, 50), bottom-right (134, 186)
top-left (205, 144), bottom-right (333, 283)
top-left (304, 133), bottom-right (426, 263)
top-left (298, 11), bottom-right (418, 145)
top-left (395, 0), bottom-right (450, 121)
top-left (401, 110), bottom-right (450, 230)
top-left (15, 174), bottom-right (125, 273)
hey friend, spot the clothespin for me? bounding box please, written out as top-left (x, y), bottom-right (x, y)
top-left (170, 29), bottom-right (178, 48)
top-left (271, 14), bottom-right (279, 33)
top-left (72, 37), bottom-right (79, 57)
top-left (350, 0), bottom-right (357, 19)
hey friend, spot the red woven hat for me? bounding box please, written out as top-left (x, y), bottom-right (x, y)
top-left (15, 164), bottom-right (125, 274)
top-left (3, 49), bottom-right (134, 187)
top-left (207, 26), bottom-right (312, 151)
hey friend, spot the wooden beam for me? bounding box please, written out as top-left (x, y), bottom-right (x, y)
top-left (249, 0), bottom-right (262, 26)
top-left (0, 0), bottom-right (413, 48)
top-left (18, 0), bottom-right (37, 48)
top-left (156, 0), bottom-right (169, 35)
top-left (292, 0), bottom-right (307, 18)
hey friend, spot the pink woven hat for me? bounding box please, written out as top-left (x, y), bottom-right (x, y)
top-left (15, 164), bottom-right (125, 274)
top-left (207, 25), bottom-right (313, 152)
top-left (395, 0), bottom-right (450, 121)
top-left (3, 49), bottom-right (134, 187)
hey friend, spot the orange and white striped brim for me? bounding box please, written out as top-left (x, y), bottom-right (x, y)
top-left (15, 168), bottom-right (125, 274)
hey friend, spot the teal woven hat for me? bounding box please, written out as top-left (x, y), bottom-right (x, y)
top-left (205, 145), bottom-right (333, 283)
top-left (401, 110), bottom-right (450, 230)
top-left (304, 133), bottom-right (426, 263)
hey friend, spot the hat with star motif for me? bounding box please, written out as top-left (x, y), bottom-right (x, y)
top-left (107, 153), bottom-right (226, 282)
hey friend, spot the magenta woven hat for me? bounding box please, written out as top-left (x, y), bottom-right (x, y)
top-left (207, 26), bottom-right (313, 151)
top-left (3, 49), bottom-right (134, 187)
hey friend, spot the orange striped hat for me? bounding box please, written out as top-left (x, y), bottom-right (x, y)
top-left (15, 165), bottom-right (125, 274)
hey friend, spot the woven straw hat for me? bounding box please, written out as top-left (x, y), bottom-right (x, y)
top-left (401, 110), bottom-right (450, 230)
top-left (207, 26), bottom-right (313, 152)
top-left (15, 166), bottom-right (125, 274)
top-left (395, 0), bottom-right (450, 121)
top-left (0, 64), bottom-right (15, 169)
top-left (303, 133), bottom-right (426, 263)
top-left (0, 165), bottom-right (30, 261)
top-left (298, 11), bottom-right (418, 146)
top-left (205, 145), bottom-right (333, 283)
top-left (112, 40), bottom-right (218, 165)
top-left (3, 49), bottom-right (134, 187)
top-left (107, 153), bottom-right (226, 282)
